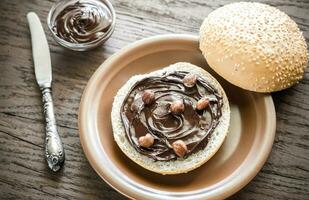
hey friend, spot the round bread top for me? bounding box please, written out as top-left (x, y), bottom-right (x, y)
top-left (199, 2), bottom-right (308, 92)
top-left (120, 71), bottom-right (223, 161)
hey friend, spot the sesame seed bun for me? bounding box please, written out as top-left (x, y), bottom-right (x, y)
top-left (199, 2), bottom-right (308, 92)
top-left (111, 62), bottom-right (230, 175)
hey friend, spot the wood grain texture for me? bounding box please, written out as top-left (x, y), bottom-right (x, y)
top-left (0, 0), bottom-right (308, 199)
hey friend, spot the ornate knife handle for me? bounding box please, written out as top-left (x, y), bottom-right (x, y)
top-left (41, 87), bottom-right (65, 172)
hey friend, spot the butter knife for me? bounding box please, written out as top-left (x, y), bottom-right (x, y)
top-left (27, 12), bottom-right (65, 172)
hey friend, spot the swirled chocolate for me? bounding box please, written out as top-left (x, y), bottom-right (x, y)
top-left (51, 0), bottom-right (112, 43)
top-left (121, 71), bottom-right (223, 161)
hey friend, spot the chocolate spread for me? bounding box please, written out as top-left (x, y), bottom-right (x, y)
top-left (121, 71), bottom-right (223, 161)
top-left (51, 0), bottom-right (112, 43)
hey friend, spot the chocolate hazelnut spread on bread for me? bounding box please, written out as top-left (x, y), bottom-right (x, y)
top-left (120, 71), bottom-right (223, 161)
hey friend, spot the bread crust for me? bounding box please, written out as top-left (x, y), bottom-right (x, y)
top-left (111, 62), bottom-right (230, 175)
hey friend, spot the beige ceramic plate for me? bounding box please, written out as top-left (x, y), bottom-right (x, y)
top-left (78, 34), bottom-right (276, 200)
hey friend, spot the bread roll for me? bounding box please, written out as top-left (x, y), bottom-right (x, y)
top-left (200, 2), bottom-right (308, 92)
top-left (111, 62), bottom-right (230, 174)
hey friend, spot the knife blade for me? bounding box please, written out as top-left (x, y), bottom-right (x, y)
top-left (27, 12), bottom-right (65, 172)
top-left (27, 12), bottom-right (52, 88)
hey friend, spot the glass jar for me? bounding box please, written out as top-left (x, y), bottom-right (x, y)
top-left (47, 0), bottom-right (116, 51)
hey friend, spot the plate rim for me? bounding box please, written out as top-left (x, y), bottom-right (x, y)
top-left (78, 34), bottom-right (276, 200)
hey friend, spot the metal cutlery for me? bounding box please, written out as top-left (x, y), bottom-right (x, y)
top-left (27, 12), bottom-right (64, 172)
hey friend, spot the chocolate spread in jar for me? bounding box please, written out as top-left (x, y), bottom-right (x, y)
top-left (51, 0), bottom-right (113, 43)
top-left (120, 71), bottom-right (223, 161)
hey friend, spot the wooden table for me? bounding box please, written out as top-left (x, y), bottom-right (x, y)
top-left (0, 0), bottom-right (308, 199)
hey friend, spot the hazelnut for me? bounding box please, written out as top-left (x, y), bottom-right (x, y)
top-left (172, 140), bottom-right (187, 158)
top-left (170, 100), bottom-right (185, 114)
top-left (196, 97), bottom-right (209, 110)
top-left (138, 133), bottom-right (154, 148)
top-left (183, 73), bottom-right (197, 87)
top-left (142, 90), bottom-right (155, 105)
